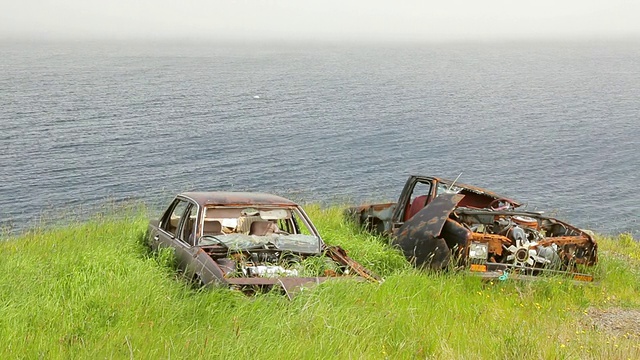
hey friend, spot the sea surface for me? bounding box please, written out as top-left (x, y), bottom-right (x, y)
top-left (1, 41), bottom-right (638, 237)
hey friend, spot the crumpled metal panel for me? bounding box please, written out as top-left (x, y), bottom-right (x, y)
top-left (393, 193), bottom-right (464, 269)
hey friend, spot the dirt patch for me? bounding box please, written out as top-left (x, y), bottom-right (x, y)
top-left (586, 307), bottom-right (640, 338)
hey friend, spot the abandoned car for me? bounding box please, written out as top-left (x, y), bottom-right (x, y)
top-left (346, 175), bottom-right (598, 281)
top-left (147, 192), bottom-right (380, 298)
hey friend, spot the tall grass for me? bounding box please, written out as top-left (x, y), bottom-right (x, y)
top-left (0, 204), bottom-right (638, 359)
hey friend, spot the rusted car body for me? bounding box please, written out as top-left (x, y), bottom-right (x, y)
top-left (148, 192), bottom-right (379, 298)
top-left (346, 175), bottom-right (597, 281)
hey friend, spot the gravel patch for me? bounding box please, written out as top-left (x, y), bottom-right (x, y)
top-left (586, 307), bottom-right (640, 338)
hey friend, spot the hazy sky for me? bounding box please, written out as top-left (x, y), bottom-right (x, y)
top-left (2, 0), bottom-right (639, 42)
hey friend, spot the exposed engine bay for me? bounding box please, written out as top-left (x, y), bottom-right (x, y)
top-left (201, 247), bottom-right (352, 279)
top-left (445, 208), bottom-right (598, 273)
top-left (393, 192), bottom-right (597, 281)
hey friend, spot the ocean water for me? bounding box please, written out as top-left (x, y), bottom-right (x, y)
top-left (1, 41), bottom-right (638, 237)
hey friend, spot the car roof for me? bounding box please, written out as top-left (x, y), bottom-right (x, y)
top-left (179, 192), bottom-right (299, 207)
top-left (410, 175), bottom-right (522, 207)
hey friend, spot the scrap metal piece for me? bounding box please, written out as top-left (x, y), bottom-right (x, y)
top-left (326, 245), bottom-right (382, 282)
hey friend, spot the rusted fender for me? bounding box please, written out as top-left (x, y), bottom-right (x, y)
top-left (393, 193), bottom-right (465, 270)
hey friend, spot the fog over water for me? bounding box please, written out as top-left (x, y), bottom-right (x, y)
top-left (1, 41), bottom-right (638, 237)
top-left (2, 1), bottom-right (640, 42)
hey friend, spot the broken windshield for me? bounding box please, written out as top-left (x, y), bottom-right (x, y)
top-left (199, 233), bottom-right (321, 254)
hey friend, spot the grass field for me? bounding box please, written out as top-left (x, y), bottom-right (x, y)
top-left (1, 204), bottom-right (639, 359)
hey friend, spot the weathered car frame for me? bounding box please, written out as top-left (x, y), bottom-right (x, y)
top-left (148, 192), bottom-right (380, 298)
top-left (346, 175), bottom-right (597, 281)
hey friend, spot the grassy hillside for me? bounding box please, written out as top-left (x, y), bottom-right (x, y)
top-left (1, 204), bottom-right (639, 359)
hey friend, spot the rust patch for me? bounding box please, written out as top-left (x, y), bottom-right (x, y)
top-left (471, 233), bottom-right (512, 256)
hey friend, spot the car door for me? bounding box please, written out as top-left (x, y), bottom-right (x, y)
top-left (391, 178), bottom-right (436, 231)
top-left (155, 198), bottom-right (197, 272)
top-left (172, 202), bottom-right (200, 277)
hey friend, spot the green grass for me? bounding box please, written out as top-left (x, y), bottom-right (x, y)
top-left (1, 204), bottom-right (639, 359)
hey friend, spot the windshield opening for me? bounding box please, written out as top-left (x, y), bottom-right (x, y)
top-left (198, 206), bottom-right (321, 253)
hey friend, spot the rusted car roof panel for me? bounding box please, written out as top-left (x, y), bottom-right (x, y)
top-left (181, 192), bottom-right (298, 207)
top-left (412, 175), bottom-right (522, 207)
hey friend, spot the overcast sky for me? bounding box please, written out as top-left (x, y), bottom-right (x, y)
top-left (2, 0), bottom-right (639, 42)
